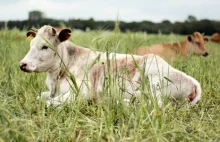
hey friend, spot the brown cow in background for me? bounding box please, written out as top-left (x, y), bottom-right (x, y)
top-left (134, 32), bottom-right (209, 63)
top-left (211, 33), bottom-right (220, 43)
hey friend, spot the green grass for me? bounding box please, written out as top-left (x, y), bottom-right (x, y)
top-left (0, 28), bottom-right (220, 142)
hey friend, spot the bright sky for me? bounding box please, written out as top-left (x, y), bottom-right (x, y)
top-left (0, 0), bottom-right (219, 22)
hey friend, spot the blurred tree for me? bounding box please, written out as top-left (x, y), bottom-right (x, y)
top-left (28, 10), bottom-right (44, 21)
top-left (172, 22), bottom-right (183, 34)
top-left (187, 15), bottom-right (197, 22)
top-left (162, 20), bottom-right (172, 25)
top-left (158, 20), bottom-right (172, 34)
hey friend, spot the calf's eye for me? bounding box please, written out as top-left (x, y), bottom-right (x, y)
top-left (42, 46), bottom-right (48, 50)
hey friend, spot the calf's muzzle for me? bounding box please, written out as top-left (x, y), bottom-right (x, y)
top-left (19, 62), bottom-right (28, 72)
top-left (203, 52), bottom-right (209, 57)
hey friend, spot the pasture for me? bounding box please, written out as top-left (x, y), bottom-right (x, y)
top-left (0, 28), bottom-right (220, 141)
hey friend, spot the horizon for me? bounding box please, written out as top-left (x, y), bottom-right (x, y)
top-left (0, 0), bottom-right (219, 23)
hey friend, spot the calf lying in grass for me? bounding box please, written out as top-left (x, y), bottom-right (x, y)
top-left (20, 25), bottom-right (201, 106)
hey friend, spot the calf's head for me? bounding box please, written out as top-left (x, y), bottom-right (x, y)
top-left (20, 25), bottom-right (71, 73)
top-left (187, 32), bottom-right (209, 57)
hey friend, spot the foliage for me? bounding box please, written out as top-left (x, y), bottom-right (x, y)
top-left (28, 10), bottom-right (45, 21)
top-left (0, 15), bottom-right (220, 35)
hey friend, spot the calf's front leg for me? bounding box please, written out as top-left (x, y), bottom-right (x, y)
top-left (46, 90), bottom-right (73, 106)
top-left (39, 91), bottom-right (51, 100)
top-left (45, 71), bottom-right (61, 98)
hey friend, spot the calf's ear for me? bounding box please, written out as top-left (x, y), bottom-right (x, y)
top-left (26, 31), bottom-right (36, 37)
top-left (204, 37), bottom-right (209, 43)
top-left (187, 35), bottom-right (193, 42)
top-left (58, 29), bottom-right (71, 42)
top-left (51, 28), bottom-right (57, 36)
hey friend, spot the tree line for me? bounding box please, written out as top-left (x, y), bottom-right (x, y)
top-left (0, 14), bottom-right (219, 35)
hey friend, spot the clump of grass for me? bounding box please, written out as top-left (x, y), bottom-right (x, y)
top-left (0, 28), bottom-right (219, 141)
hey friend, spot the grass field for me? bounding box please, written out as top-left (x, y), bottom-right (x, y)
top-left (0, 28), bottom-right (220, 142)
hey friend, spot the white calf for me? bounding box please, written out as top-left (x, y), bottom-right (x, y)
top-left (20, 25), bottom-right (202, 106)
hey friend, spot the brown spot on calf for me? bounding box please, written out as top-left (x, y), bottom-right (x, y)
top-left (188, 87), bottom-right (197, 102)
top-left (66, 46), bottom-right (76, 56)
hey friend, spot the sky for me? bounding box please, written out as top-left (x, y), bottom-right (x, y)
top-left (0, 0), bottom-right (219, 22)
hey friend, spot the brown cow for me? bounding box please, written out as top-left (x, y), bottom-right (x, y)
top-left (134, 32), bottom-right (209, 63)
top-left (211, 33), bottom-right (220, 43)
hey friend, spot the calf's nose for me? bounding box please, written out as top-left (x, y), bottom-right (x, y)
top-left (19, 62), bottom-right (27, 71)
top-left (203, 52), bottom-right (209, 57)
